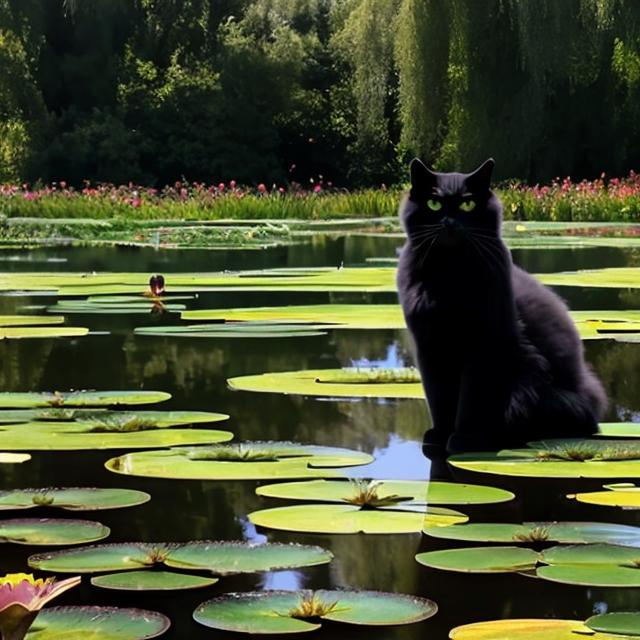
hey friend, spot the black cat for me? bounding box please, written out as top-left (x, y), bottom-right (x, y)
top-left (397, 158), bottom-right (607, 454)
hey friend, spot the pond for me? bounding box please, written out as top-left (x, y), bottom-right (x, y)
top-left (1, 235), bottom-right (640, 638)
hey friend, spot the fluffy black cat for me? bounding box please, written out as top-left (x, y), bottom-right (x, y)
top-left (397, 158), bottom-right (607, 454)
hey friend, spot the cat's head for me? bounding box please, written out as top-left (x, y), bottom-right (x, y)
top-left (400, 158), bottom-right (502, 246)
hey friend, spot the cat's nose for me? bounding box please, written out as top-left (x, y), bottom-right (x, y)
top-left (442, 216), bottom-right (456, 229)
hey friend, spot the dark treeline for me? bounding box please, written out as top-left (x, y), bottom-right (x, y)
top-left (1, 0), bottom-right (639, 187)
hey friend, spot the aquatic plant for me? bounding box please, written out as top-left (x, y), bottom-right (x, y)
top-left (0, 573), bottom-right (80, 640)
top-left (288, 593), bottom-right (340, 619)
top-left (342, 480), bottom-right (406, 508)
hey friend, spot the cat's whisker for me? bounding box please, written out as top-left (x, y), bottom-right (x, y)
top-left (418, 236), bottom-right (438, 269)
top-left (468, 236), bottom-right (502, 274)
top-left (411, 231), bottom-right (440, 254)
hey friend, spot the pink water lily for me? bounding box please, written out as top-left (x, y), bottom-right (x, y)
top-left (0, 573), bottom-right (81, 640)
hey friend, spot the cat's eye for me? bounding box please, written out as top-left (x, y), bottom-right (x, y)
top-left (459, 200), bottom-right (476, 212)
top-left (427, 199), bottom-right (442, 211)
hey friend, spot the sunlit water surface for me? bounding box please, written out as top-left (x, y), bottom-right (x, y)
top-left (1, 237), bottom-right (640, 639)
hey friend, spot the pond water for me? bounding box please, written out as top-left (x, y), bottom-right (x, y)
top-left (1, 236), bottom-right (640, 638)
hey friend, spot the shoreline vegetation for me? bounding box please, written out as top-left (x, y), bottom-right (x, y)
top-left (1, 173), bottom-right (639, 226)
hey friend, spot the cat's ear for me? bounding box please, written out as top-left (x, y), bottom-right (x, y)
top-left (466, 158), bottom-right (495, 192)
top-left (409, 158), bottom-right (437, 193)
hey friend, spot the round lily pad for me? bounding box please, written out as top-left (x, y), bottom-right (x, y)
top-left (537, 267), bottom-right (640, 289)
top-left (0, 488), bottom-right (150, 511)
top-left (27, 606), bottom-right (170, 639)
top-left (449, 619), bottom-right (597, 639)
top-left (586, 613), bottom-right (640, 636)
top-left (0, 518), bottom-right (110, 545)
top-left (29, 541), bottom-right (333, 575)
top-left (0, 326), bottom-right (89, 340)
top-left (448, 450), bottom-right (640, 478)
top-left (47, 301), bottom-right (186, 314)
top-left (228, 368), bottom-right (424, 399)
top-left (248, 504), bottom-right (468, 534)
top-left (422, 521), bottom-right (640, 546)
top-left (0, 422), bottom-right (233, 450)
top-left (568, 484), bottom-right (640, 509)
top-left (105, 442), bottom-right (373, 481)
top-left (255, 479), bottom-right (514, 506)
top-left (536, 543), bottom-right (640, 586)
top-left (0, 390), bottom-right (171, 408)
top-left (415, 546), bottom-right (539, 573)
top-left (0, 315), bottom-right (64, 327)
top-left (193, 590), bottom-right (437, 633)
top-left (135, 323), bottom-right (326, 338)
top-left (599, 423), bottom-right (640, 438)
top-left (0, 452), bottom-right (30, 464)
top-left (91, 570), bottom-right (218, 591)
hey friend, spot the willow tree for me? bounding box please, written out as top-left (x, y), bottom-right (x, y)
top-left (395, 0), bottom-right (451, 165)
top-left (331, 0), bottom-right (400, 183)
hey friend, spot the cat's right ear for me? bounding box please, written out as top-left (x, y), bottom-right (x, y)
top-left (409, 158), bottom-right (437, 194)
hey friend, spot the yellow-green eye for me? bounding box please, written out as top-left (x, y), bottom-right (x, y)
top-left (427, 199), bottom-right (442, 211)
top-left (460, 200), bottom-right (476, 212)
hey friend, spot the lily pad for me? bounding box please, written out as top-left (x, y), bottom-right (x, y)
top-left (105, 442), bottom-right (373, 480)
top-left (0, 518), bottom-right (110, 545)
top-left (47, 301), bottom-right (186, 314)
top-left (449, 619), bottom-right (611, 640)
top-left (586, 613), bottom-right (640, 636)
top-left (0, 453), bottom-right (30, 463)
top-left (0, 390), bottom-right (171, 408)
top-left (0, 488), bottom-right (151, 511)
top-left (537, 268), bottom-right (640, 289)
top-left (0, 421), bottom-right (233, 450)
top-left (228, 368), bottom-right (424, 399)
top-left (422, 521), bottom-right (640, 547)
top-left (134, 323), bottom-right (326, 338)
top-left (599, 423), bottom-right (640, 438)
top-left (248, 503), bottom-right (468, 534)
top-left (255, 479), bottom-right (514, 505)
top-left (29, 541), bottom-right (333, 575)
top-left (0, 315), bottom-right (64, 327)
top-left (193, 590), bottom-right (437, 633)
top-left (26, 606), bottom-right (170, 639)
top-left (91, 570), bottom-right (218, 591)
top-left (415, 546), bottom-right (540, 573)
top-left (568, 484), bottom-right (640, 509)
top-left (0, 326), bottom-right (89, 340)
top-left (448, 439), bottom-right (640, 478)
top-left (538, 544), bottom-right (640, 587)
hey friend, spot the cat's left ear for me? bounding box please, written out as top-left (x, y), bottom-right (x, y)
top-left (409, 158), bottom-right (437, 193)
top-left (466, 158), bottom-right (495, 192)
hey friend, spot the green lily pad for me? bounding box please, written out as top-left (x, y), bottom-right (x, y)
top-left (255, 479), bottom-right (514, 505)
top-left (193, 589), bottom-right (437, 633)
top-left (0, 315), bottom-right (64, 327)
top-left (568, 484), bottom-right (640, 509)
top-left (537, 268), bottom-right (640, 289)
top-left (0, 326), bottom-right (89, 340)
top-left (47, 301), bottom-right (186, 314)
top-left (105, 442), bottom-right (373, 480)
top-left (599, 423), bottom-right (640, 438)
top-left (422, 521), bottom-right (640, 546)
top-left (0, 390), bottom-right (171, 408)
top-left (448, 439), bottom-right (640, 478)
top-left (449, 619), bottom-right (606, 639)
top-left (182, 304), bottom-right (405, 328)
top-left (0, 453), bottom-right (30, 463)
top-left (91, 570), bottom-right (218, 591)
top-left (0, 488), bottom-right (150, 511)
top-left (0, 518), bottom-right (110, 545)
top-left (134, 323), bottom-right (326, 338)
top-left (415, 546), bottom-right (540, 573)
top-left (26, 606), bottom-right (170, 639)
top-left (537, 544), bottom-right (640, 586)
top-left (248, 503), bottom-right (468, 534)
top-left (29, 541), bottom-right (333, 574)
top-left (228, 368), bottom-right (424, 399)
top-left (586, 613), bottom-right (640, 636)
top-left (0, 421), bottom-right (233, 450)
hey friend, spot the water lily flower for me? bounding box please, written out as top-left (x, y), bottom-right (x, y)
top-left (0, 573), bottom-right (81, 640)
